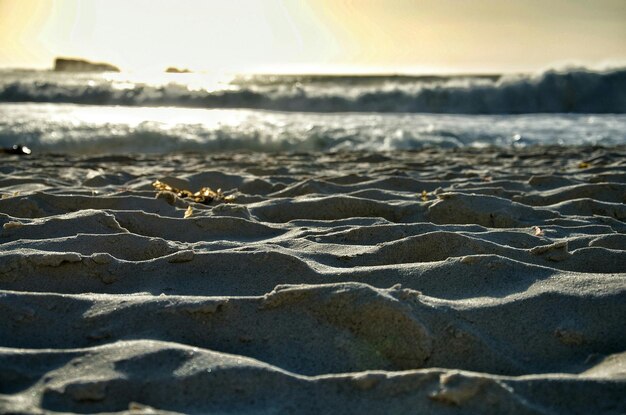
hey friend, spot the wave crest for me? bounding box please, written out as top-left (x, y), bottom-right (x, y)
top-left (1, 67), bottom-right (625, 114)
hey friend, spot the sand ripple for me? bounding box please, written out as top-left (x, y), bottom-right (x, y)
top-left (1, 146), bottom-right (625, 414)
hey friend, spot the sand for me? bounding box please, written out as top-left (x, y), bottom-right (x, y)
top-left (0, 145), bottom-right (625, 414)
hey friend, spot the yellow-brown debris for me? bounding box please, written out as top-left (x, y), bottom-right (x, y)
top-left (184, 206), bottom-right (194, 218)
top-left (152, 180), bottom-right (235, 204)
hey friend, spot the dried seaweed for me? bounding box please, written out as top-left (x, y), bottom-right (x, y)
top-left (184, 206), bottom-right (194, 218)
top-left (152, 180), bottom-right (235, 204)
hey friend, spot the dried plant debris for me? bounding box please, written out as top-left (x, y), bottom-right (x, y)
top-left (152, 180), bottom-right (235, 204)
top-left (184, 206), bottom-right (194, 219)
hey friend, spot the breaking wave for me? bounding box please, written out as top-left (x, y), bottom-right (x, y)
top-left (1, 67), bottom-right (625, 114)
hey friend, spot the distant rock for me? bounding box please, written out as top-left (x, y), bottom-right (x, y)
top-left (165, 67), bottom-right (192, 74)
top-left (53, 57), bottom-right (120, 73)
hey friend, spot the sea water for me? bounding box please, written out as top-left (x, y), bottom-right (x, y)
top-left (0, 67), bottom-right (625, 153)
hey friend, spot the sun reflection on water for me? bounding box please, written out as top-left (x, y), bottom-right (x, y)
top-left (101, 71), bottom-right (237, 93)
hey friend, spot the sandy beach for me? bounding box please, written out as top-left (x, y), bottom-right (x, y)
top-left (1, 145), bottom-right (625, 414)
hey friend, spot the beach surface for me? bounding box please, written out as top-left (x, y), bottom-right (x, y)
top-left (1, 145), bottom-right (625, 414)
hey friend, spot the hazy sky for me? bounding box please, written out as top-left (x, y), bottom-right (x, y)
top-left (1, 0), bottom-right (625, 73)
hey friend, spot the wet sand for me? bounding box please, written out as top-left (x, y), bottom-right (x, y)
top-left (1, 146), bottom-right (625, 414)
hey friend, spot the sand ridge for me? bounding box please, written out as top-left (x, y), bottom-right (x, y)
top-left (0, 146), bottom-right (625, 414)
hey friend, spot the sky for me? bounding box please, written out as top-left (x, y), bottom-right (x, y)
top-left (0, 0), bottom-right (625, 74)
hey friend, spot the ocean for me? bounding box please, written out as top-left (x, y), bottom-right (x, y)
top-left (1, 66), bottom-right (625, 153)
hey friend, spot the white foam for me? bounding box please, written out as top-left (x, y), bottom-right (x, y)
top-left (1, 103), bottom-right (625, 153)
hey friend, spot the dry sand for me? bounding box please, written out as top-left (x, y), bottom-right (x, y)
top-left (0, 145), bottom-right (625, 414)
